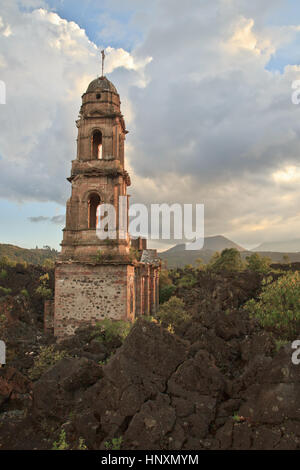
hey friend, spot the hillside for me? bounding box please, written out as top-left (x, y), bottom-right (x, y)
top-left (0, 244), bottom-right (58, 266)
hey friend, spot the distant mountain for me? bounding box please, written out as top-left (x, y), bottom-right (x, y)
top-left (159, 235), bottom-right (300, 269)
top-left (253, 239), bottom-right (300, 253)
top-left (201, 235), bottom-right (245, 252)
top-left (0, 244), bottom-right (58, 265)
top-left (165, 236), bottom-right (244, 253)
top-left (159, 235), bottom-right (245, 268)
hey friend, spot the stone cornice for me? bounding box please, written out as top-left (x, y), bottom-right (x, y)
top-left (67, 167), bottom-right (131, 186)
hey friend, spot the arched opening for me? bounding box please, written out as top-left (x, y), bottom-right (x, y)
top-left (92, 130), bottom-right (102, 160)
top-left (88, 193), bottom-right (101, 229)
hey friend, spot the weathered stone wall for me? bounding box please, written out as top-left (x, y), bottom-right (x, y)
top-left (54, 262), bottom-right (134, 338)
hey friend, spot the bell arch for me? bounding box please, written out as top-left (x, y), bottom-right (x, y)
top-left (88, 192), bottom-right (101, 229)
top-left (92, 130), bottom-right (103, 160)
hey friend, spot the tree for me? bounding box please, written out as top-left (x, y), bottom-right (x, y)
top-left (159, 269), bottom-right (176, 303)
top-left (244, 272), bottom-right (300, 340)
top-left (207, 251), bottom-right (221, 268)
top-left (157, 296), bottom-right (191, 329)
top-left (246, 253), bottom-right (271, 274)
top-left (209, 248), bottom-right (244, 272)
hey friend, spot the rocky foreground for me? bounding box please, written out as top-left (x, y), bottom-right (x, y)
top-left (0, 266), bottom-right (300, 450)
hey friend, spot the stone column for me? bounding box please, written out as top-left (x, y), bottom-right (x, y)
top-left (144, 269), bottom-right (150, 316)
top-left (156, 270), bottom-right (160, 310)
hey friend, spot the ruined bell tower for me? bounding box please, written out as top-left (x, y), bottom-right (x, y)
top-left (60, 75), bottom-right (131, 260)
top-left (46, 70), bottom-right (160, 339)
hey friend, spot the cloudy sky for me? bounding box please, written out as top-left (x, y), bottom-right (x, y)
top-left (1, 0), bottom-right (300, 251)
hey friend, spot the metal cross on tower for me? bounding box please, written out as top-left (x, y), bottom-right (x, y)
top-left (101, 49), bottom-right (105, 77)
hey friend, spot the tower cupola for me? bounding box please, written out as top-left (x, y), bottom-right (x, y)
top-left (76, 75), bottom-right (127, 164)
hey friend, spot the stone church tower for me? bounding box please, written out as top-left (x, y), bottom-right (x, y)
top-left (61, 76), bottom-right (130, 260)
top-left (44, 74), bottom-right (160, 338)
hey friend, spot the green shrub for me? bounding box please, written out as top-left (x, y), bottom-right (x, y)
top-left (209, 248), bottom-right (244, 272)
top-left (104, 437), bottom-right (123, 450)
top-left (95, 319), bottom-right (131, 344)
top-left (35, 272), bottom-right (52, 299)
top-left (28, 345), bottom-right (68, 381)
top-left (157, 296), bottom-right (191, 329)
top-left (35, 285), bottom-right (52, 299)
top-left (20, 288), bottom-right (29, 298)
top-left (244, 272), bottom-right (300, 340)
top-left (52, 429), bottom-right (69, 450)
top-left (0, 286), bottom-right (11, 296)
top-left (78, 437), bottom-right (88, 450)
top-left (245, 253), bottom-right (271, 274)
top-left (39, 273), bottom-right (49, 283)
top-left (0, 269), bottom-right (7, 280)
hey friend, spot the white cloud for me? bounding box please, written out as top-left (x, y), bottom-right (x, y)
top-left (273, 166), bottom-right (300, 183)
top-left (0, 15), bottom-right (12, 37)
top-left (0, 1), bottom-right (149, 204)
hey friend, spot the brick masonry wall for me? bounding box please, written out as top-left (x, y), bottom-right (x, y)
top-left (54, 262), bottom-right (132, 338)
